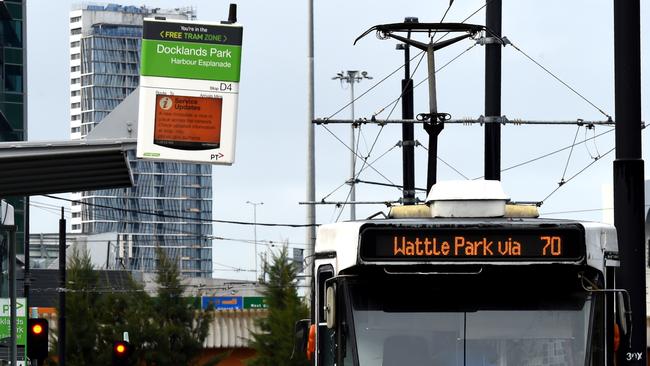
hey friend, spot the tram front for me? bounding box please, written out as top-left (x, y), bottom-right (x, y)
top-left (305, 182), bottom-right (620, 366)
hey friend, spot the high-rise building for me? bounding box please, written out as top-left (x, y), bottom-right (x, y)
top-left (0, 0), bottom-right (26, 256)
top-left (69, 4), bottom-right (213, 277)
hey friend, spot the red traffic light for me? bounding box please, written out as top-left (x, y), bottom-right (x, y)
top-left (113, 340), bottom-right (130, 365)
top-left (27, 318), bottom-right (49, 361)
top-left (32, 324), bottom-right (43, 335)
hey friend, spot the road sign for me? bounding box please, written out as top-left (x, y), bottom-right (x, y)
top-left (137, 19), bottom-right (243, 165)
top-left (243, 297), bottom-right (268, 309)
top-left (202, 296), bottom-right (243, 310)
top-left (0, 298), bottom-right (26, 346)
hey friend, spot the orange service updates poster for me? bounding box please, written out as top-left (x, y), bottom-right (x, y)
top-left (153, 94), bottom-right (223, 150)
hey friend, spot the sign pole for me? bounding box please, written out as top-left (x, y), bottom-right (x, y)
top-left (9, 226), bottom-right (16, 366)
top-left (58, 208), bottom-right (66, 366)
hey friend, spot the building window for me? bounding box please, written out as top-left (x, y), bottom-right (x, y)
top-left (70, 16), bottom-right (81, 23)
top-left (71, 28), bottom-right (81, 35)
top-left (71, 54), bottom-right (80, 60)
top-left (71, 90), bottom-right (80, 97)
top-left (71, 102), bottom-right (80, 109)
top-left (71, 78), bottom-right (80, 84)
top-left (72, 212), bottom-right (81, 218)
top-left (71, 127), bottom-right (80, 134)
top-left (71, 114), bottom-right (80, 121)
top-left (70, 41), bottom-right (80, 48)
top-left (4, 64), bottom-right (22, 93)
top-left (71, 65), bottom-right (81, 73)
top-left (71, 224), bottom-right (81, 230)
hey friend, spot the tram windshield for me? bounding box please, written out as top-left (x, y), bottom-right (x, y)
top-left (342, 268), bottom-right (600, 366)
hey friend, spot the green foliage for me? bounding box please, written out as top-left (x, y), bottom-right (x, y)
top-left (58, 246), bottom-right (212, 366)
top-left (64, 247), bottom-right (102, 366)
top-left (248, 247), bottom-right (309, 366)
top-left (141, 247), bottom-right (213, 366)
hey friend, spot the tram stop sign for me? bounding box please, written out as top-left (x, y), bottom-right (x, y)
top-left (137, 18), bottom-right (243, 165)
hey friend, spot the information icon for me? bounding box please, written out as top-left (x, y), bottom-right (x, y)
top-left (158, 96), bottom-right (173, 110)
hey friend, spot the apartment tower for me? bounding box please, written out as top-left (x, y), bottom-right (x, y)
top-left (69, 4), bottom-right (213, 277)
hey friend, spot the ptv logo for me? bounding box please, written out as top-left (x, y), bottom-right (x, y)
top-left (210, 153), bottom-right (224, 161)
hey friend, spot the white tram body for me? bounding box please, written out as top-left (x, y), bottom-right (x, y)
top-left (306, 181), bottom-right (621, 366)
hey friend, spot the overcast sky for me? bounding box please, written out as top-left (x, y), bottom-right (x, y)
top-left (25, 0), bottom-right (650, 281)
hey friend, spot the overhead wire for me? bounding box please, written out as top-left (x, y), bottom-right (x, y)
top-left (322, 2), bottom-right (485, 218)
top-left (585, 125), bottom-right (601, 159)
top-left (539, 146), bottom-right (614, 205)
top-left (374, 43), bottom-right (478, 118)
top-left (43, 194), bottom-right (318, 228)
top-left (433, 0), bottom-right (493, 44)
top-left (473, 128), bottom-right (615, 179)
top-left (419, 144), bottom-right (470, 180)
top-left (332, 51), bottom-right (426, 221)
top-left (559, 126), bottom-right (582, 185)
top-left (504, 38), bottom-right (612, 120)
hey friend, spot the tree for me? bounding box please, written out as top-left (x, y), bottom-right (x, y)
top-left (248, 246), bottom-right (309, 366)
top-left (95, 274), bottom-right (154, 366)
top-left (60, 246), bottom-right (214, 366)
top-left (141, 247), bottom-right (213, 366)
top-left (63, 247), bottom-right (103, 366)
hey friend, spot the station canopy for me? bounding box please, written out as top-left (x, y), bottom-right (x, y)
top-left (0, 139), bottom-right (135, 196)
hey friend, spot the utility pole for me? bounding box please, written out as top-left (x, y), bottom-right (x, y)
top-left (613, 0), bottom-right (645, 364)
top-left (58, 208), bottom-right (66, 366)
top-left (332, 70), bottom-right (372, 220)
top-left (246, 201), bottom-right (263, 281)
top-left (484, 0), bottom-right (502, 181)
top-left (306, 0), bottom-right (316, 269)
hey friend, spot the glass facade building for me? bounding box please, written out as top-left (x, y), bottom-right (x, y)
top-left (0, 0), bottom-right (26, 255)
top-left (69, 4), bottom-right (213, 277)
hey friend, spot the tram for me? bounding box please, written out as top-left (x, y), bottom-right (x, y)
top-left (297, 180), bottom-right (627, 366)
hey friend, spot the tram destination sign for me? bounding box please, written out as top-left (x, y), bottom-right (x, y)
top-left (359, 224), bottom-right (585, 262)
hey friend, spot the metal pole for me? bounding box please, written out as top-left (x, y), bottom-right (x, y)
top-left (24, 197), bottom-right (29, 305)
top-left (349, 72), bottom-right (356, 220)
top-left (253, 205), bottom-right (258, 280)
top-left (9, 227), bottom-right (16, 366)
top-left (58, 208), bottom-right (66, 366)
top-left (306, 0), bottom-right (316, 284)
top-left (484, 0), bottom-right (502, 180)
top-left (246, 201), bottom-right (263, 281)
top-left (613, 0), bottom-right (645, 364)
top-left (401, 23), bottom-right (416, 205)
top-left (424, 43), bottom-right (443, 193)
top-left (333, 71), bottom-right (371, 216)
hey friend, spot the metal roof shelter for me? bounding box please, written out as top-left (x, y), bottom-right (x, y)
top-left (0, 139), bottom-right (135, 196)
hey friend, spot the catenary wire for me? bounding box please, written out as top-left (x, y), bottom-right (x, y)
top-left (419, 144), bottom-right (470, 180)
top-left (433, 0), bottom-right (493, 44)
top-left (505, 38), bottom-right (611, 120)
top-left (375, 43), bottom-right (478, 117)
top-left (560, 126), bottom-right (581, 183)
top-left (539, 146), bottom-right (614, 205)
top-left (473, 128), bottom-right (615, 179)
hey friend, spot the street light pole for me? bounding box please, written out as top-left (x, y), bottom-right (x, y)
top-left (332, 70), bottom-right (372, 220)
top-left (246, 201), bottom-right (263, 281)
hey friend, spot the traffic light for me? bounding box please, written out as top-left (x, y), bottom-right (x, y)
top-left (112, 340), bottom-right (131, 366)
top-left (27, 318), bottom-right (49, 361)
